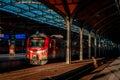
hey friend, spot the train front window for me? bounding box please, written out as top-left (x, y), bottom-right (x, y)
top-left (30, 37), bottom-right (45, 47)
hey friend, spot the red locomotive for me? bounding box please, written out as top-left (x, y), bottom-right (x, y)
top-left (26, 32), bottom-right (66, 65)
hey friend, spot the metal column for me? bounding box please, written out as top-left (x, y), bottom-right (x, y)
top-left (65, 18), bottom-right (72, 64)
top-left (102, 38), bottom-right (105, 57)
top-left (101, 38), bottom-right (105, 57)
top-left (79, 27), bottom-right (83, 61)
top-left (88, 31), bottom-right (92, 58)
top-left (98, 35), bottom-right (101, 57)
top-left (94, 33), bottom-right (97, 57)
top-left (104, 39), bottom-right (107, 56)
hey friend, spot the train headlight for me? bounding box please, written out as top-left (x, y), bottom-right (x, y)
top-left (27, 50), bottom-right (33, 53)
top-left (37, 49), bottom-right (48, 54)
top-left (29, 50), bottom-right (33, 53)
top-left (37, 51), bottom-right (42, 54)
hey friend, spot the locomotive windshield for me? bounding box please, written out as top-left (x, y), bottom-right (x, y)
top-left (30, 37), bottom-right (45, 47)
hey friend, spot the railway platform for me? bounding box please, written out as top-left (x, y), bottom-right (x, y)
top-left (0, 53), bottom-right (28, 73)
top-left (0, 57), bottom-right (104, 80)
top-left (92, 56), bottom-right (120, 80)
top-left (0, 53), bottom-right (26, 62)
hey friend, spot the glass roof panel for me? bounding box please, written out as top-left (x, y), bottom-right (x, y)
top-left (15, 4), bottom-right (29, 10)
top-left (0, 8), bottom-right (17, 14)
top-left (3, 5), bottom-right (21, 12)
top-left (45, 15), bottom-right (53, 19)
top-left (23, 12), bottom-right (36, 17)
top-left (2, 0), bottom-right (11, 3)
top-left (0, 0), bottom-right (81, 33)
top-left (31, 10), bottom-right (42, 15)
top-left (27, 4), bottom-right (38, 8)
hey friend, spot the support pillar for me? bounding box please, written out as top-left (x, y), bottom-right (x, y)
top-left (106, 40), bottom-right (110, 56)
top-left (94, 33), bottom-right (97, 57)
top-left (88, 31), bottom-right (92, 58)
top-left (79, 27), bottom-right (83, 61)
top-left (98, 35), bottom-right (101, 57)
top-left (102, 38), bottom-right (105, 57)
top-left (65, 17), bottom-right (72, 64)
top-left (104, 39), bottom-right (107, 56)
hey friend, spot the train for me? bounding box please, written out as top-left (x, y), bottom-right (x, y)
top-left (26, 32), bottom-right (80, 65)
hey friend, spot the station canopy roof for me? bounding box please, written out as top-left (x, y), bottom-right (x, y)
top-left (0, 0), bottom-right (64, 28)
top-left (38, 0), bottom-right (120, 43)
top-left (1, 0), bottom-right (120, 43)
top-left (0, 0), bottom-right (80, 34)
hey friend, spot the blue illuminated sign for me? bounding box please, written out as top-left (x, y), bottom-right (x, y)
top-left (15, 34), bottom-right (26, 39)
top-left (0, 34), bottom-right (9, 39)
